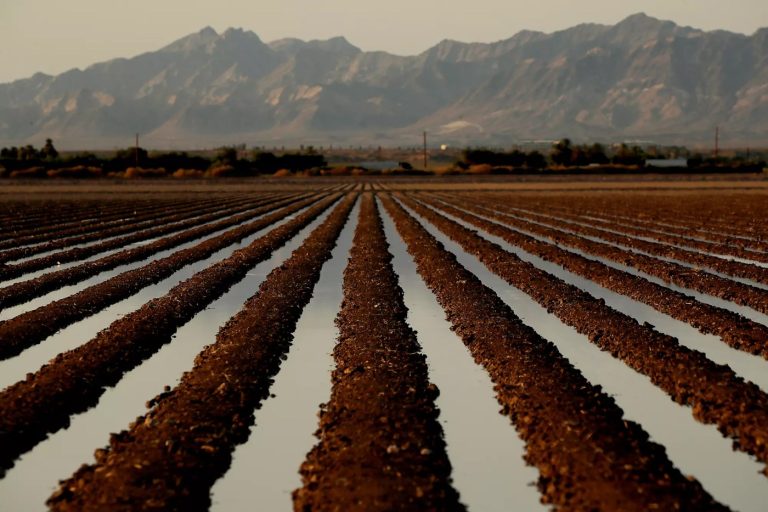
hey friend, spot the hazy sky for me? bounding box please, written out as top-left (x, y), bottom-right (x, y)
top-left (1, 0), bottom-right (766, 83)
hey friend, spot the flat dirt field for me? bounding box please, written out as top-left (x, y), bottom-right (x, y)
top-left (1, 175), bottom-right (767, 511)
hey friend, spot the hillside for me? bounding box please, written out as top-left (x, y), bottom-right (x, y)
top-left (1, 13), bottom-right (766, 148)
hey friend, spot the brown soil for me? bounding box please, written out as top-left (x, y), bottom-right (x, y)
top-left (0, 193), bottom-right (324, 363)
top-left (0, 193), bottom-right (305, 313)
top-left (397, 193), bottom-right (768, 475)
top-left (0, 193), bottom-right (344, 476)
top-left (0, 195), bottom-right (259, 263)
top-left (380, 194), bottom-right (726, 511)
top-left (0, 196), bottom-right (209, 246)
top-left (431, 193), bottom-right (768, 357)
top-left (0, 195), bottom-right (282, 279)
top-left (503, 192), bottom-right (768, 247)
top-left (293, 194), bottom-right (463, 512)
top-left (0, 199), bottom-right (153, 236)
top-left (501, 205), bottom-right (768, 285)
top-left (467, 193), bottom-right (768, 316)
top-left (548, 210), bottom-right (768, 264)
top-left (44, 194), bottom-right (356, 511)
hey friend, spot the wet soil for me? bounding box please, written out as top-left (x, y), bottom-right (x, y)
top-left (0, 194), bottom-right (343, 476)
top-left (503, 192), bottom-right (768, 249)
top-left (44, 194), bottom-right (356, 511)
top-left (380, 194), bottom-right (727, 511)
top-left (0, 195), bottom-right (259, 264)
top-left (0, 196), bottom-right (286, 280)
top-left (499, 204), bottom-right (768, 285)
top-left (0, 196), bottom-right (219, 248)
top-left (541, 208), bottom-right (768, 264)
top-left (0, 194), bottom-right (315, 359)
top-left (470, 194), bottom-right (768, 316)
top-left (432, 193), bottom-right (768, 358)
top-left (398, 193), bottom-right (768, 476)
top-left (293, 194), bottom-right (463, 512)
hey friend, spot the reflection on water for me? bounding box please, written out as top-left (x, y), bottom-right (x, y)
top-left (437, 203), bottom-right (768, 394)
top-left (490, 215), bottom-right (768, 327)
top-left (0, 207), bottom-right (283, 320)
top-left (210, 199), bottom-right (358, 511)
top-left (0, 206), bottom-right (312, 392)
top-left (502, 208), bottom-right (768, 290)
top-left (512, 206), bottom-right (768, 268)
top-left (403, 199), bottom-right (768, 512)
top-left (6, 209), bottom-right (216, 265)
top-left (380, 200), bottom-right (546, 512)
top-left (0, 200), bottom-right (286, 293)
top-left (0, 205), bottom-right (334, 511)
top-left (575, 212), bottom-right (768, 251)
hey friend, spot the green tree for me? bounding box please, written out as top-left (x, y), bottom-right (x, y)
top-left (0, 147), bottom-right (19, 160)
top-left (40, 138), bottom-right (59, 160)
top-left (214, 146), bottom-right (239, 165)
top-left (19, 145), bottom-right (39, 160)
top-left (585, 143), bottom-right (608, 165)
top-left (525, 151), bottom-right (547, 169)
top-left (612, 144), bottom-right (646, 166)
top-left (550, 138), bottom-right (573, 166)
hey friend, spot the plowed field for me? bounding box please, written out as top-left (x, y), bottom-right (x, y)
top-left (1, 178), bottom-right (767, 512)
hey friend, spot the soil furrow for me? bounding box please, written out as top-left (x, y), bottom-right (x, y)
top-left (0, 193), bottom-right (317, 360)
top-left (293, 194), bottom-right (463, 512)
top-left (0, 193), bottom-right (346, 477)
top-left (470, 194), bottom-right (768, 316)
top-left (0, 196), bottom-right (285, 279)
top-left (42, 193), bottom-right (356, 511)
top-left (0, 195), bottom-right (262, 264)
top-left (0, 200), bottom-right (169, 237)
top-left (432, 193), bottom-right (768, 358)
top-left (0, 197), bottom-right (211, 247)
top-left (513, 194), bottom-right (768, 247)
top-left (537, 203), bottom-right (768, 255)
top-left (531, 206), bottom-right (768, 264)
top-left (502, 205), bottom-right (768, 285)
top-left (398, 193), bottom-right (768, 476)
top-left (466, 192), bottom-right (768, 244)
top-left (0, 193), bottom-right (306, 311)
top-left (380, 194), bottom-right (726, 512)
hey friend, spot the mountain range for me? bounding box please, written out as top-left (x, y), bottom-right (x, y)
top-left (1, 13), bottom-right (767, 149)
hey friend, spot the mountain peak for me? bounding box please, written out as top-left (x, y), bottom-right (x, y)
top-left (268, 36), bottom-right (360, 55)
top-left (222, 27), bottom-right (246, 38)
top-left (199, 26), bottom-right (218, 38)
top-left (321, 36), bottom-right (360, 53)
top-left (161, 26), bottom-right (220, 53)
top-left (622, 12), bottom-right (654, 22)
top-left (615, 12), bottom-right (668, 31)
top-left (2, 17), bottom-right (767, 148)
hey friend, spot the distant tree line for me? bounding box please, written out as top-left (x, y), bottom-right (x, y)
top-left (0, 140), bottom-right (327, 178)
top-left (459, 148), bottom-right (547, 169)
top-left (1, 138), bottom-right (765, 178)
top-left (457, 139), bottom-right (767, 170)
top-left (0, 139), bottom-right (59, 162)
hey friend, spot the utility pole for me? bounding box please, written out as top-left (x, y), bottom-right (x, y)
top-left (135, 133), bottom-right (140, 167)
top-left (714, 126), bottom-right (719, 160)
top-left (423, 131), bottom-right (428, 170)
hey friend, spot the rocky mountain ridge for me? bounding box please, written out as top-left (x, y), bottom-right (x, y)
top-left (1, 13), bottom-right (766, 148)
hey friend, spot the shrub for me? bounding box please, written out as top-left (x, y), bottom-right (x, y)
top-left (9, 167), bottom-right (46, 179)
top-left (206, 164), bottom-right (237, 177)
top-left (172, 169), bottom-right (205, 179)
top-left (124, 167), bottom-right (167, 179)
top-left (46, 166), bottom-right (102, 179)
top-left (467, 164), bottom-right (494, 174)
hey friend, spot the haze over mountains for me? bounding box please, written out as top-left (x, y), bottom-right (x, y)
top-left (1, 13), bottom-right (766, 149)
